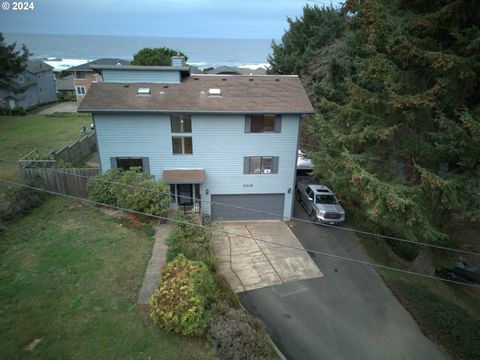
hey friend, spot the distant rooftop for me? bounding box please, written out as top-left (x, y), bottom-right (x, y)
top-left (68, 58), bottom-right (131, 71)
top-left (26, 59), bottom-right (54, 74)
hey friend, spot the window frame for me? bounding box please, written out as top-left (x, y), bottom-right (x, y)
top-left (244, 156), bottom-right (279, 174)
top-left (110, 157), bottom-right (150, 174)
top-left (172, 136), bottom-right (193, 155)
top-left (76, 86), bottom-right (86, 95)
top-left (170, 114), bottom-right (192, 133)
top-left (76, 71), bottom-right (86, 79)
top-left (245, 114), bottom-right (282, 133)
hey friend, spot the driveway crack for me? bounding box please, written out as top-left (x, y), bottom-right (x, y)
top-left (244, 224), bottom-right (284, 284)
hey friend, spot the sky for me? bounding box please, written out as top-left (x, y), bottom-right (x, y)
top-left (0, 0), bottom-right (343, 39)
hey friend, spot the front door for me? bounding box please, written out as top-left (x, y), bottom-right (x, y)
top-left (177, 184), bottom-right (193, 206)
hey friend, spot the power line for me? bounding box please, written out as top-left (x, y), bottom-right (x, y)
top-left (5, 159), bottom-right (480, 257)
top-left (0, 177), bottom-right (479, 289)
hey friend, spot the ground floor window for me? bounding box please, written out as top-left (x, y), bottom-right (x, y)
top-left (111, 157), bottom-right (149, 173)
top-left (76, 86), bottom-right (86, 95)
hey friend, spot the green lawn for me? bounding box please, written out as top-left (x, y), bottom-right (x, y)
top-left (0, 112), bottom-right (92, 182)
top-left (0, 197), bottom-right (213, 359)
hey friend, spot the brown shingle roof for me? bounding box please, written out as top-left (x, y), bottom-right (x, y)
top-left (163, 169), bottom-right (205, 184)
top-left (78, 75), bottom-right (314, 114)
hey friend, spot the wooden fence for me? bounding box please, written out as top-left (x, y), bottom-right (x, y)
top-left (21, 167), bottom-right (100, 198)
top-left (49, 132), bottom-right (96, 164)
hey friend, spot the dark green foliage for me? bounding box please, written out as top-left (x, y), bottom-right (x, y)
top-left (11, 107), bottom-right (26, 116)
top-left (0, 184), bottom-right (47, 224)
top-left (166, 211), bottom-right (217, 269)
top-left (268, 5), bottom-right (346, 76)
top-left (86, 167), bottom-right (170, 216)
top-left (0, 33), bottom-right (30, 83)
top-left (389, 278), bottom-right (480, 360)
top-left (213, 272), bottom-right (240, 308)
top-left (208, 302), bottom-right (276, 360)
top-left (149, 254), bottom-right (217, 336)
top-left (271, 1), bottom-right (480, 248)
top-left (132, 47), bottom-right (188, 66)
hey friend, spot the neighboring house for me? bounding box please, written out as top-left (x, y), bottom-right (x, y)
top-left (208, 65), bottom-right (267, 76)
top-left (55, 74), bottom-right (75, 96)
top-left (68, 58), bottom-right (130, 103)
top-left (78, 56), bottom-right (313, 221)
top-left (0, 59), bottom-right (57, 110)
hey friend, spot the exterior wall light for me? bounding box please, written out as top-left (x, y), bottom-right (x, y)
top-left (206, 189), bottom-right (209, 195)
top-left (288, 188), bottom-right (292, 193)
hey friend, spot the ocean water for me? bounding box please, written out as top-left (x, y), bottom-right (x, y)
top-left (4, 33), bottom-right (274, 70)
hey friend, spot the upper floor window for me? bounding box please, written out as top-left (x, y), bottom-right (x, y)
top-left (171, 114), bottom-right (192, 133)
top-left (17, 75), bottom-right (24, 83)
top-left (76, 71), bottom-right (86, 79)
top-left (244, 156), bottom-right (279, 174)
top-left (245, 114), bottom-right (282, 133)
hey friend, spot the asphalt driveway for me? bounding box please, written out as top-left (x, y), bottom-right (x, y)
top-left (240, 201), bottom-right (445, 360)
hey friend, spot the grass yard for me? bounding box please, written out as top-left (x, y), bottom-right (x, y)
top-left (0, 112), bottom-right (92, 182)
top-left (0, 197), bottom-right (213, 359)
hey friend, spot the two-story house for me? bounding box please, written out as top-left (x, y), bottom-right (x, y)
top-left (68, 58), bottom-right (130, 103)
top-left (0, 59), bottom-right (57, 110)
top-left (78, 57), bottom-right (313, 221)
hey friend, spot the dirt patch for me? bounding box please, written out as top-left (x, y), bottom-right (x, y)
top-left (26, 338), bottom-right (42, 351)
top-left (61, 218), bottom-right (82, 230)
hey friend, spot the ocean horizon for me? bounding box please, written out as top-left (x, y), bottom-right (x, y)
top-left (4, 32), bottom-right (275, 71)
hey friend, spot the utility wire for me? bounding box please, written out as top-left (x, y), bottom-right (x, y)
top-left (0, 177), bottom-right (478, 288)
top-left (6, 158), bottom-right (480, 257)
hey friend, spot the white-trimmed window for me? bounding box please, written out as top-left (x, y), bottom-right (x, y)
top-left (76, 86), bottom-right (86, 95)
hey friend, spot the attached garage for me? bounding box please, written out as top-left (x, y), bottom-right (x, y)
top-left (211, 194), bottom-right (285, 220)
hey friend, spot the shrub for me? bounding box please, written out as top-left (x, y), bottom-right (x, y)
top-left (166, 211), bottom-right (217, 269)
top-left (11, 106), bottom-right (26, 116)
top-left (208, 302), bottom-right (276, 360)
top-left (86, 167), bottom-right (170, 216)
top-left (0, 184), bottom-right (47, 224)
top-left (213, 272), bottom-right (240, 308)
top-left (86, 169), bottom-right (122, 205)
top-left (114, 167), bottom-right (170, 216)
top-left (149, 255), bottom-right (217, 336)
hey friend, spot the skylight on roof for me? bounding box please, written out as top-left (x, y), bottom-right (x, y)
top-left (137, 87), bottom-right (151, 95)
top-left (208, 88), bottom-right (222, 95)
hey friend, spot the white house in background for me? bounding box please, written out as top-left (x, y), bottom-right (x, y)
top-left (78, 57), bottom-right (314, 221)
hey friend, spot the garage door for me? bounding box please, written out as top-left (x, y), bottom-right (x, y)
top-left (211, 194), bottom-right (285, 220)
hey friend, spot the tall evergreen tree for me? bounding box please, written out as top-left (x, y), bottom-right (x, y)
top-left (0, 33), bottom-right (30, 83)
top-left (311, 0), bottom-right (480, 244)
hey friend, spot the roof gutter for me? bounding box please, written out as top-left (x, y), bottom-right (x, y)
top-left (77, 109), bottom-right (315, 115)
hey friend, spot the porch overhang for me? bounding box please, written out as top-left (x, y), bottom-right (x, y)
top-left (163, 168), bottom-right (205, 184)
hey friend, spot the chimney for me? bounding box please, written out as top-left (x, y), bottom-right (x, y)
top-left (171, 56), bottom-right (186, 67)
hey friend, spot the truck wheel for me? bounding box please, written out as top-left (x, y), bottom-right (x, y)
top-left (310, 210), bottom-right (316, 223)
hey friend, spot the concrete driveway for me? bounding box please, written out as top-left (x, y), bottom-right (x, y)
top-left (239, 201), bottom-right (446, 360)
top-left (213, 221), bottom-right (322, 292)
top-left (37, 101), bottom-right (77, 114)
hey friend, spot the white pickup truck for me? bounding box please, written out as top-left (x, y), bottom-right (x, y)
top-left (296, 180), bottom-right (345, 225)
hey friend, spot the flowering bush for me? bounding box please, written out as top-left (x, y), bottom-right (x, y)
top-left (149, 254), bottom-right (217, 336)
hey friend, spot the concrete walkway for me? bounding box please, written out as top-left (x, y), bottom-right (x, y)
top-left (213, 221), bottom-right (322, 293)
top-left (137, 224), bottom-right (171, 304)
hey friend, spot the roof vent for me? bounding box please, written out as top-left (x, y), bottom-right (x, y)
top-left (163, 85), bottom-right (169, 88)
top-left (194, 77), bottom-right (199, 80)
top-left (208, 88), bottom-right (222, 96)
top-left (249, 78), bottom-right (254, 82)
top-left (137, 87), bottom-right (151, 95)
top-left (275, 78), bottom-right (280, 82)
top-left (123, 84), bottom-right (130, 88)
top-left (159, 91), bottom-right (166, 95)
top-left (222, 78), bottom-right (227, 81)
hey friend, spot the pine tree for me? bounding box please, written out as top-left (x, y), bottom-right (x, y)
top-left (311, 0), bottom-right (480, 244)
top-left (0, 33), bottom-right (30, 83)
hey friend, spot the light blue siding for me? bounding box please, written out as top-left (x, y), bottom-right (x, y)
top-left (95, 113), bottom-right (299, 219)
top-left (102, 69), bottom-right (181, 83)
